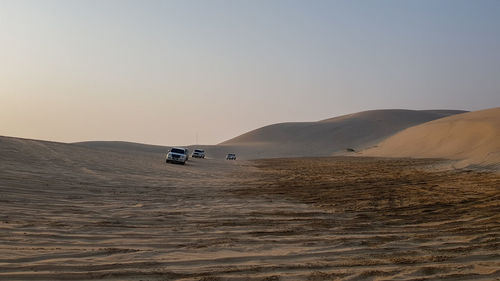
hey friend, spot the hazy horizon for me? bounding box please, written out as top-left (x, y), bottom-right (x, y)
top-left (1, 0), bottom-right (499, 146)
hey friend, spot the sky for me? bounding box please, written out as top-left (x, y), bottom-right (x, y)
top-left (1, 0), bottom-right (499, 145)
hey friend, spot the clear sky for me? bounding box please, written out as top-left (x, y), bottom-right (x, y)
top-left (1, 0), bottom-right (499, 145)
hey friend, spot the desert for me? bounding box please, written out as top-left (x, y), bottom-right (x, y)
top-left (1, 107), bottom-right (499, 280)
top-left (2, 1), bottom-right (500, 280)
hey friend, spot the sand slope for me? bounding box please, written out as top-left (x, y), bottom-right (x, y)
top-left (362, 107), bottom-right (500, 170)
top-left (218, 109), bottom-right (466, 159)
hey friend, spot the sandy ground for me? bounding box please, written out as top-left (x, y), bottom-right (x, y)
top-left (1, 136), bottom-right (499, 280)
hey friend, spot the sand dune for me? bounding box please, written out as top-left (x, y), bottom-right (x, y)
top-left (72, 109), bottom-right (465, 160)
top-left (1, 135), bottom-right (499, 280)
top-left (71, 108), bottom-right (498, 172)
top-left (362, 107), bottom-right (500, 171)
top-left (219, 109), bottom-right (465, 159)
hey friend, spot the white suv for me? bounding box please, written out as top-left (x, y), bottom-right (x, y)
top-left (166, 147), bottom-right (189, 164)
top-left (192, 149), bottom-right (205, 158)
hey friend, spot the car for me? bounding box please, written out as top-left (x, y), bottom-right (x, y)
top-left (166, 147), bottom-right (189, 164)
top-left (226, 153), bottom-right (236, 160)
top-left (191, 149), bottom-right (205, 158)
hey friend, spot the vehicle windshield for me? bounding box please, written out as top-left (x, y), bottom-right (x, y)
top-left (194, 149), bottom-right (204, 153)
top-left (171, 148), bottom-right (185, 154)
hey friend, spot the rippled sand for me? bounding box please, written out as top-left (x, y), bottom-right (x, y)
top-left (0, 137), bottom-right (499, 280)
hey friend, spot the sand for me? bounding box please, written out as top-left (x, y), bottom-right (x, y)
top-left (217, 109), bottom-right (466, 159)
top-left (74, 109), bottom-right (471, 163)
top-left (362, 107), bottom-right (500, 171)
top-left (1, 135), bottom-right (499, 280)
